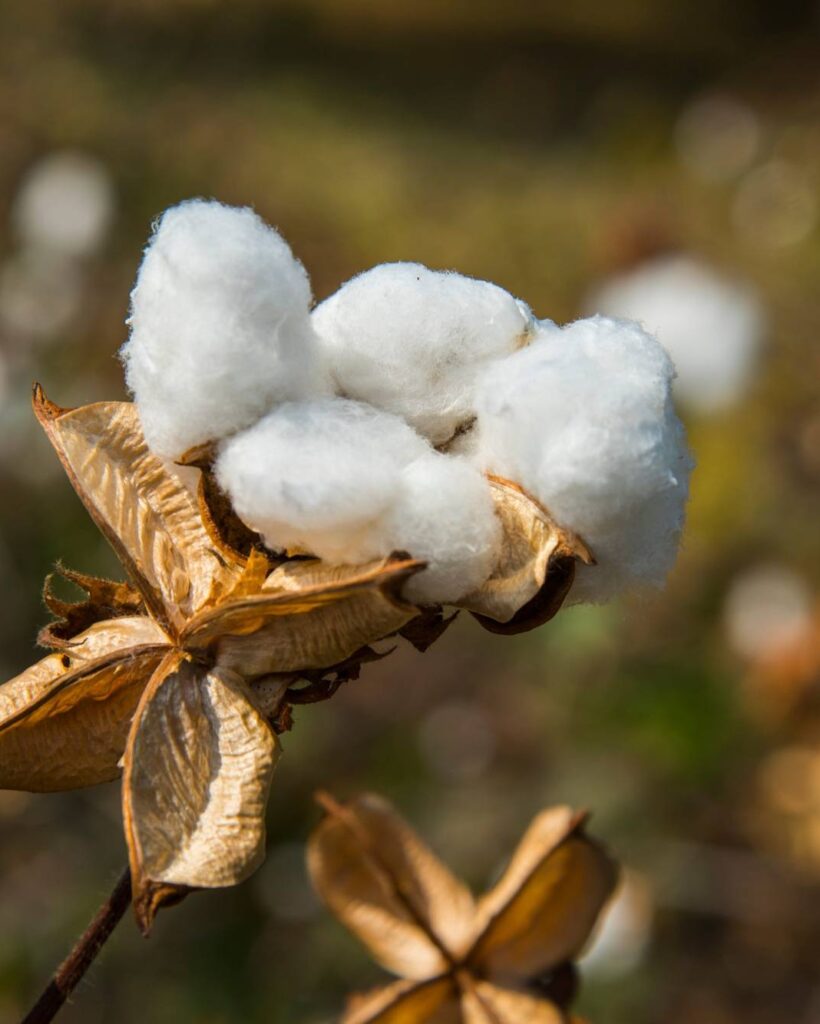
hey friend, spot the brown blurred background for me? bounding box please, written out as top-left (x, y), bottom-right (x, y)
top-left (0, 2), bottom-right (819, 1022)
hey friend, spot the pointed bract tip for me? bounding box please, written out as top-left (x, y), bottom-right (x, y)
top-left (31, 383), bottom-right (73, 423)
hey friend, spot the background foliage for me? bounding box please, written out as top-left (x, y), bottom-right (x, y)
top-left (0, 3), bottom-right (818, 1022)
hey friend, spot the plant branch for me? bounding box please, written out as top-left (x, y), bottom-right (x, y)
top-left (21, 866), bottom-right (132, 1024)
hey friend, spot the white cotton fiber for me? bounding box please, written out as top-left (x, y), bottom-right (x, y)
top-left (586, 254), bottom-right (765, 413)
top-left (312, 262), bottom-right (534, 445)
top-left (121, 199), bottom-right (328, 459)
top-left (215, 398), bottom-right (430, 563)
top-left (215, 399), bottom-right (501, 605)
top-left (475, 316), bottom-right (692, 603)
top-left (381, 453), bottom-right (502, 605)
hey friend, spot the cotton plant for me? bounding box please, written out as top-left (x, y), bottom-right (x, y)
top-left (308, 792), bottom-right (617, 1023)
top-left (0, 199), bottom-right (691, 1023)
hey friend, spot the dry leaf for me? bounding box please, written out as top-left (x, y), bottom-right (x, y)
top-left (40, 565), bottom-right (145, 647)
top-left (308, 792), bottom-right (475, 980)
top-left (461, 981), bottom-right (566, 1024)
top-left (467, 809), bottom-right (618, 983)
top-left (1, 389), bottom-right (596, 937)
top-left (0, 389), bottom-right (431, 931)
top-left (123, 652), bottom-right (279, 930)
top-left (0, 618), bottom-right (167, 791)
top-left (188, 559), bottom-right (421, 676)
top-left (32, 387), bottom-right (244, 631)
top-left (344, 977), bottom-right (461, 1024)
top-left (457, 477), bottom-right (593, 634)
top-left (309, 793), bottom-right (617, 1023)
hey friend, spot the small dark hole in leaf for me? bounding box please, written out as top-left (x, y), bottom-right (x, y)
top-left (61, 654), bottom-right (71, 668)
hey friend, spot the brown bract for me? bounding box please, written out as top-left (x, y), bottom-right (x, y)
top-left (0, 387), bottom-right (591, 933)
top-left (308, 793), bottom-right (618, 1023)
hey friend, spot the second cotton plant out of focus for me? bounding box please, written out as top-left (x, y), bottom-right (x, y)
top-left (0, 198), bottom-right (692, 1021)
top-left (308, 792), bottom-right (618, 1023)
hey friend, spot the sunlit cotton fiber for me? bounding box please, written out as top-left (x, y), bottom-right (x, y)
top-left (475, 315), bottom-right (692, 603)
top-left (216, 401), bottom-right (501, 604)
top-left (381, 452), bottom-right (501, 605)
top-left (121, 199), bottom-right (327, 459)
top-left (215, 398), bottom-right (430, 563)
top-left (312, 262), bottom-right (534, 445)
top-left (587, 254), bottom-right (765, 413)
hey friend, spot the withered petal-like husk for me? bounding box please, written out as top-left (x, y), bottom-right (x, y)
top-left (40, 566), bottom-right (145, 647)
top-left (460, 982), bottom-right (565, 1024)
top-left (343, 977), bottom-right (460, 1024)
top-left (185, 558), bottom-right (423, 676)
top-left (467, 808), bottom-right (618, 983)
top-left (308, 792), bottom-right (476, 981)
top-left (33, 388), bottom-right (244, 633)
top-left (457, 478), bottom-right (593, 633)
top-left (0, 617), bottom-right (169, 791)
top-left (123, 652), bottom-right (279, 932)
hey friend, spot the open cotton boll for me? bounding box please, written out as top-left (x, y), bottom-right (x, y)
top-left (215, 398), bottom-right (430, 562)
top-left (312, 262), bottom-right (534, 445)
top-left (382, 453), bottom-right (501, 605)
top-left (586, 254), bottom-right (765, 413)
top-left (121, 199), bottom-right (328, 459)
top-left (475, 316), bottom-right (692, 603)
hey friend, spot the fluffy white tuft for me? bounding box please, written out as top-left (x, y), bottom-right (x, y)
top-left (215, 399), bottom-right (500, 604)
top-left (312, 262), bottom-right (534, 445)
top-left (474, 315), bottom-right (692, 603)
top-left (586, 254), bottom-right (765, 413)
top-left (121, 199), bottom-right (328, 458)
top-left (215, 398), bottom-right (430, 563)
top-left (382, 453), bottom-right (501, 605)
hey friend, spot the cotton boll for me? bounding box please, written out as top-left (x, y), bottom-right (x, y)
top-left (121, 199), bottom-right (328, 459)
top-left (215, 398), bottom-right (430, 562)
top-left (383, 453), bottom-right (501, 605)
top-left (312, 262), bottom-right (534, 445)
top-left (13, 151), bottom-right (115, 258)
top-left (586, 254), bottom-right (765, 413)
top-left (475, 316), bottom-right (692, 603)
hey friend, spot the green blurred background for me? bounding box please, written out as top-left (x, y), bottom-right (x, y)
top-left (0, 2), bottom-right (819, 1022)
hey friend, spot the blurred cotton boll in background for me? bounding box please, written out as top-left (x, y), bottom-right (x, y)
top-left (732, 159), bottom-right (818, 249)
top-left (723, 563), bottom-right (814, 664)
top-left (0, 150), bottom-right (114, 347)
top-left (581, 869), bottom-right (653, 978)
top-left (675, 93), bottom-right (762, 183)
top-left (11, 150), bottom-right (115, 259)
top-left (586, 254), bottom-right (766, 414)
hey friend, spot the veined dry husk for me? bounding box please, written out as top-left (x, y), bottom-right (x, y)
top-left (0, 387), bottom-right (592, 932)
top-left (308, 792), bottom-right (618, 1023)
